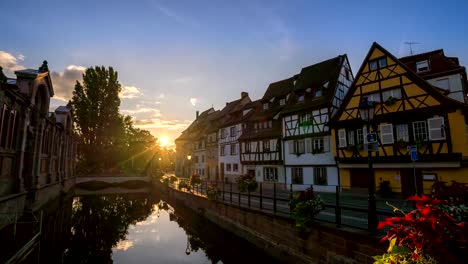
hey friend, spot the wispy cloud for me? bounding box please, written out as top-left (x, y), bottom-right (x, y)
top-left (17, 54), bottom-right (25, 61)
top-left (133, 118), bottom-right (191, 130)
top-left (156, 5), bottom-right (198, 27)
top-left (190, 97), bottom-right (197, 106)
top-left (120, 85), bottom-right (143, 99)
top-left (171, 76), bottom-right (193, 85)
top-left (121, 107), bottom-right (161, 117)
top-left (0, 50), bottom-right (25, 73)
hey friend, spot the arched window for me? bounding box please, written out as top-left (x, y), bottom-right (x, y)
top-left (34, 85), bottom-right (48, 115)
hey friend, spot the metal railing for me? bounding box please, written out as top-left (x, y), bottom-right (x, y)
top-left (164, 178), bottom-right (422, 232)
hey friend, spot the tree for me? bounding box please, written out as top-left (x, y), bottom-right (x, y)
top-left (71, 66), bottom-right (124, 173)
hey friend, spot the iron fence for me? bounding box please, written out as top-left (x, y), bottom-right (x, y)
top-left (164, 177), bottom-right (423, 232)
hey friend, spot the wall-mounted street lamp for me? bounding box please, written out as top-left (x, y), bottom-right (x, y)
top-left (358, 96), bottom-right (378, 233)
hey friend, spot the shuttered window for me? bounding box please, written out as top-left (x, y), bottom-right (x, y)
top-left (305, 138), bottom-right (312, 153)
top-left (380, 124), bottom-right (394, 144)
top-left (396, 124), bottom-right (409, 142)
top-left (348, 131), bottom-right (355, 146)
top-left (338, 129), bottom-right (346, 147)
top-left (427, 117), bottom-right (445, 140)
top-left (323, 136), bottom-right (330, 152)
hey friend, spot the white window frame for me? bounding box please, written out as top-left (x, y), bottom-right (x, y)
top-left (338, 129), bottom-right (347, 147)
top-left (313, 138), bottom-right (324, 151)
top-left (280, 98), bottom-right (286, 106)
top-left (313, 167), bottom-right (327, 185)
top-left (263, 167), bottom-right (278, 182)
top-left (220, 145), bottom-right (226, 156)
top-left (416, 60), bottom-right (430, 73)
top-left (291, 167), bottom-right (303, 184)
top-left (233, 163), bottom-right (239, 172)
top-left (427, 117), bottom-right (446, 140)
top-left (379, 124), bottom-right (394, 144)
top-left (230, 126), bottom-right (236, 137)
top-left (348, 130), bottom-right (355, 146)
top-left (356, 129), bottom-right (363, 145)
top-left (226, 164), bottom-right (231, 171)
top-left (263, 103), bottom-right (269, 110)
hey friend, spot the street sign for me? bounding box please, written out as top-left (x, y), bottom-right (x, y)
top-left (407, 145), bottom-right (417, 152)
top-left (410, 150), bottom-right (418, 161)
top-left (366, 132), bottom-right (377, 143)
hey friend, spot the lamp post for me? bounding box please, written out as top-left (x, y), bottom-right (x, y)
top-left (186, 154), bottom-right (192, 178)
top-left (358, 97), bottom-right (377, 233)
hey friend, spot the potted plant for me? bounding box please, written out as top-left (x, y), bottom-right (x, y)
top-left (189, 173), bottom-right (201, 186)
top-left (384, 96), bottom-right (397, 106)
top-left (289, 187), bottom-right (325, 232)
top-left (206, 183), bottom-right (219, 201)
top-left (236, 174), bottom-right (258, 193)
top-left (397, 138), bottom-right (409, 149)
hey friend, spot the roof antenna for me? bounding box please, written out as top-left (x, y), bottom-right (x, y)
top-left (404, 41), bottom-right (420, 55)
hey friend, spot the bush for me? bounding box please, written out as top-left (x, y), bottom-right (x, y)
top-left (178, 181), bottom-right (191, 191)
top-left (289, 187), bottom-right (324, 232)
top-left (236, 174), bottom-right (258, 193)
top-left (206, 183), bottom-right (219, 201)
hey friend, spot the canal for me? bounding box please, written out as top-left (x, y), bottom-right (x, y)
top-left (5, 189), bottom-right (281, 263)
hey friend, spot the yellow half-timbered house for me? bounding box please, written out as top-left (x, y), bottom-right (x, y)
top-left (330, 42), bottom-right (468, 197)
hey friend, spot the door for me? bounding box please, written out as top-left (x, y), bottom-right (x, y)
top-left (350, 168), bottom-right (369, 189)
top-left (401, 168), bottom-right (423, 197)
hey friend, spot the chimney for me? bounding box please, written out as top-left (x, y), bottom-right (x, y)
top-left (241, 91), bottom-right (248, 98)
top-left (196, 110), bottom-right (199, 119)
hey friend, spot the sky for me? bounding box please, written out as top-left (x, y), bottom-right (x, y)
top-left (1, 0), bottom-right (467, 148)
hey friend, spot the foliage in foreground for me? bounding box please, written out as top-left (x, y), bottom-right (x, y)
top-left (236, 174), bottom-right (258, 193)
top-left (289, 187), bottom-right (324, 232)
top-left (375, 194), bottom-right (467, 263)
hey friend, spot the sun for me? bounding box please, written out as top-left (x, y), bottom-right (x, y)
top-left (159, 136), bottom-right (170, 147)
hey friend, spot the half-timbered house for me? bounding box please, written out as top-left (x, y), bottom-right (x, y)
top-left (330, 42), bottom-right (468, 197)
top-left (281, 55), bottom-right (354, 191)
top-left (238, 78), bottom-right (295, 188)
top-left (218, 92), bottom-right (252, 182)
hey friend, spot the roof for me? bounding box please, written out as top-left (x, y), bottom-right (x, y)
top-left (220, 100), bottom-right (259, 127)
top-left (261, 77), bottom-right (296, 101)
top-left (399, 49), bottom-right (465, 78)
top-left (280, 55), bottom-right (346, 115)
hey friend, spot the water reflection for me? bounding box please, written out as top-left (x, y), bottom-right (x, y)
top-left (33, 192), bottom-right (281, 264)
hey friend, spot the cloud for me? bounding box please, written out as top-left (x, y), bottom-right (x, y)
top-left (120, 85), bottom-right (143, 99)
top-left (133, 118), bottom-right (191, 130)
top-left (159, 93), bottom-right (165, 99)
top-left (0, 51), bottom-right (25, 72)
top-left (50, 65), bottom-right (86, 102)
top-left (156, 5), bottom-right (198, 27)
top-left (121, 107), bottom-right (161, 118)
top-left (171, 76), bottom-right (193, 85)
top-left (190, 97), bottom-right (197, 106)
top-left (17, 54), bottom-right (25, 61)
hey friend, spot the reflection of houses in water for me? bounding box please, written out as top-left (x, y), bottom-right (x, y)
top-left (0, 61), bottom-right (77, 231)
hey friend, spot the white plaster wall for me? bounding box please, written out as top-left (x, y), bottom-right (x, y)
top-left (285, 166), bottom-right (338, 192)
top-left (427, 73), bottom-right (465, 103)
top-left (283, 136), bottom-right (335, 165)
top-left (252, 164), bottom-right (285, 184)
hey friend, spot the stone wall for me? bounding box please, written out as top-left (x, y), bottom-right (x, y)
top-left (162, 185), bottom-right (385, 264)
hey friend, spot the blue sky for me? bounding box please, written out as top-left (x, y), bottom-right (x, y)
top-left (1, 0), bottom-right (467, 146)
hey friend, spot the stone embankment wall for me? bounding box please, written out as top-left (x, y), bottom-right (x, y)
top-left (161, 185), bottom-right (385, 264)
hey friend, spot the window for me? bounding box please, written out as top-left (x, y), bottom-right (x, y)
top-left (289, 139), bottom-right (305, 154)
top-left (201, 169), bottom-right (205, 176)
top-left (413, 121), bottom-right (428, 141)
top-left (396, 124), bottom-right (409, 142)
top-left (245, 142), bottom-right (251, 153)
top-left (416, 60), bottom-right (430, 73)
top-left (221, 128), bottom-right (227, 139)
top-left (233, 163), bottom-right (238, 172)
top-left (314, 167), bottom-right (327, 185)
top-left (348, 130), bottom-right (355, 146)
top-left (380, 124), bottom-right (394, 144)
top-left (280, 98), bottom-right (286, 106)
top-left (427, 117), bottom-right (445, 140)
top-left (298, 94), bottom-right (305, 102)
top-left (382, 88), bottom-right (402, 101)
top-left (367, 93), bottom-right (381, 103)
top-left (423, 173), bottom-right (437, 181)
top-left (220, 145), bottom-right (226, 156)
top-left (313, 138), bottom-right (324, 152)
top-left (230, 127), bottom-right (236, 137)
top-left (315, 89), bottom-right (322, 97)
top-left (357, 129), bottom-right (363, 144)
top-left (369, 60), bottom-right (378, 71)
top-left (226, 164), bottom-right (231, 171)
top-left (291, 168), bottom-right (303, 184)
top-left (194, 156), bottom-right (199, 163)
top-left (300, 113), bottom-right (311, 125)
top-left (378, 57), bottom-right (387, 68)
top-left (230, 143), bottom-right (237, 155)
top-left (338, 129), bottom-right (347, 147)
top-left (435, 78), bottom-right (450, 90)
top-left (263, 140), bottom-right (270, 151)
top-left (263, 167), bottom-right (278, 182)
top-left (263, 103), bottom-right (269, 110)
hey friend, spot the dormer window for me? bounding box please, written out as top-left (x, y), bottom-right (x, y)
top-left (280, 98), bottom-right (286, 106)
top-left (416, 60), bottom-right (430, 73)
top-left (378, 57), bottom-right (387, 68)
top-left (369, 60), bottom-right (378, 71)
top-left (263, 103), bottom-right (269, 110)
top-left (298, 94), bottom-right (305, 102)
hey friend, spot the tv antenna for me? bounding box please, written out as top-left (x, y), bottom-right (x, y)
top-left (404, 42), bottom-right (420, 55)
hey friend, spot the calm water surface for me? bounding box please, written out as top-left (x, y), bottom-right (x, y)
top-left (34, 191), bottom-right (281, 264)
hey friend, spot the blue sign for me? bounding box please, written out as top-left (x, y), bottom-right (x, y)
top-left (366, 132), bottom-right (377, 143)
top-left (410, 150), bottom-right (418, 161)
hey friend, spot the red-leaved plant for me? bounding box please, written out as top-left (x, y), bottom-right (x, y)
top-left (377, 195), bottom-right (467, 263)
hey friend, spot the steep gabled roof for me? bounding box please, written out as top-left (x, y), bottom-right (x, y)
top-left (330, 42), bottom-right (465, 124)
top-left (261, 77), bottom-right (296, 101)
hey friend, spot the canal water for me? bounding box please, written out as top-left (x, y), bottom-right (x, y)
top-left (11, 190), bottom-right (281, 263)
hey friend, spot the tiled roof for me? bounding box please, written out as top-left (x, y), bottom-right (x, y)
top-left (399, 49), bottom-right (464, 78)
top-left (261, 77), bottom-right (296, 101)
